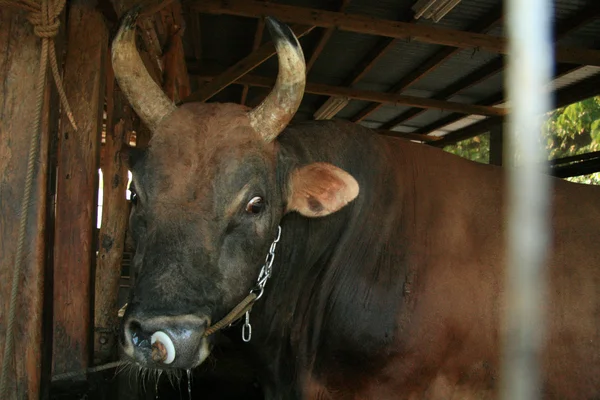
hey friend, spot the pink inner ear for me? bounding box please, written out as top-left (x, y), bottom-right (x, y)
top-left (287, 162), bottom-right (359, 217)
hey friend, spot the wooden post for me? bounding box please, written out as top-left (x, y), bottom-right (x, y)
top-left (490, 124), bottom-right (504, 166)
top-left (0, 7), bottom-right (61, 398)
top-left (52, 0), bottom-right (108, 377)
top-left (161, 1), bottom-right (191, 102)
top-left (94, 56), bottom-right (134, 364)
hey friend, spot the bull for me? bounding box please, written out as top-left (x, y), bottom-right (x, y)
top-left (113, 9), bottom-right (600, 399)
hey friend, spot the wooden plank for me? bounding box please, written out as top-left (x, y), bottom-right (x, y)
top-left (351, 4), bottom-right (503, 123)
top-left (162, 1), bottom-right (191, 103)
top-left (191, 0), bottom-right (600, 66)
top-left (0, 6), bottom-right (64, 398)
top-left (226, 73), bottom-right (506, 116)
top-left (53, 0), bottom-right (108, 377)
top-left (184, 24), bottom-right (315, 103)
top-left (94, 54), bottom-right (132, 365)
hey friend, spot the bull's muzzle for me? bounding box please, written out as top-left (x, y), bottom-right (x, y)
top-left (121, 313), bottom-right (210, 369)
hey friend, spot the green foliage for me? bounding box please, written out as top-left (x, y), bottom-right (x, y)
top-left (545, 96), bottom-right (600, 159)
top-left (442, 96), bottom-right (600, 185)
top-left (443, 132), bottom-right (490, 164)
top-left (545, 96), bottom-right (600, 185)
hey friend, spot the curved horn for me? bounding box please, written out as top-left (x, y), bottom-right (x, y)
top-left (112, 9), bottom-right (175, 131)
top-left (248, 17), bottom-right (306, 142)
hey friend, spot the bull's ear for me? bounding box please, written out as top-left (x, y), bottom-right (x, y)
top-left (286, 162), bottom-right (359, 217)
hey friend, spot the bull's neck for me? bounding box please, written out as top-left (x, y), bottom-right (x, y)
top-left (243, 120), bottom-right (415, 393)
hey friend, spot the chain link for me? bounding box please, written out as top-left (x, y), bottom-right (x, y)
top-left (243, 225), bottom-right (282, 342)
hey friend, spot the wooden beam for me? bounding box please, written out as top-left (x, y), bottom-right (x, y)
top-left (317, 9), bottom-right (414, 119)
top-left (351, 4), bottom-right (503, 123)
top-left (241, 16), bottom-right (266, 105)
top-left (161, 1), bottom-right (191, 103)
top-left (184, 24), bottom-right (315, 103)
top-left (192, 0), bottom-right (600, 66)
top-left (345, 38), bottom-right (397, 86)
top-left (376, 130), bottom-right (442, 143)
top-left (431, 116), bottom-right (503, 148)
top-left (551, 158), bottom-right (600, 178)
top-left (188, 9), bottom-right (202, 62)
top-left (94, 55), bottom-right (133, 365)
top-left (382, 2), bottom-right (600, 130)
top-left (306, 0), bottom-right (352, 72)
top-left (430, 70), bottom-right (600, 147)
top-left (550, 150), bottom-right (600, 167)
top-left (193, 72), bottom-right (507, 116)
top-left (53, 0), bottom-right (108, 377)
top-left (424, 63), bottom-right (596, 144)
top-left (0, 6), bottom-right (64, 397)
top-left (380, 58), bottom-right (504, 129)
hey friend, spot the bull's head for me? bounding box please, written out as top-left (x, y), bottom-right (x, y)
top-left (113, 10), bottom-right (359, 370)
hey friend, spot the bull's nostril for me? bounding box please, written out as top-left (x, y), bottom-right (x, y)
top-left (150, 331), bottom-right (176, 364)
top-left (128, 320), bottom-right (151, 349)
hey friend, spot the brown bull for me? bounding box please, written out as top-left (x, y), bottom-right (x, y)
top-left (113, 10), bottom-right (600, 399)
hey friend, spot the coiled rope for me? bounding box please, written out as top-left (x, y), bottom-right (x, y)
top-left (0, 0), bottom-right (76, 396)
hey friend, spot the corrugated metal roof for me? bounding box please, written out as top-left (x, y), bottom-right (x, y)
top-left (187, 0), bottom-right (600, 141)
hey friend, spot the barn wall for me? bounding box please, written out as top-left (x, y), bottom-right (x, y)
top-left (0, 6), bottom-right (63, 398)
top-left (52, 0), bottom-right (108, 377)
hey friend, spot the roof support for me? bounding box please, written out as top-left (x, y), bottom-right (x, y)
top-left (351, 3), bottom-right (503, 123)
top-left (381, 2), bottom-right (600, 130)
top-left (191, 0), bottom-right (600, 66)
top-left (192, 72), bottom-right (507, 116)
top-left (241, 17), bottom-right (267, 105)
top-left (430, 69), bottom-right (600, 147)
top-left (421, 62), bottom-right (586, 141)
top-left (315, 9), bottom-right (414, 119)
top-left (306, 0), bottom-right (352, 72)
top-left (184, 24), bottom-right (315, 103)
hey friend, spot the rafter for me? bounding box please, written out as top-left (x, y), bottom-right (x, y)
top-left (381, 2), bottom-right (600, 130)
top-left (306, 0), bottom-right (352, 72)
top-left (241, 16), bottom-right (266, 105)
top-left (184, 24), bottom-right (315, 103)
top-left (192, 0), bottom-right (600, 66)
top-left (420, 62), bottom-right (589, 141)
top-left (316, 10), bottom-right (412, 120)
top-left (192, 72), bottom-right (507, 116)
top-left (377, 130), bottom-right (442, 143)
top-left (429, 68), bottom-right (600, 147)
top-left (351, 3), bottom-right (503, 123)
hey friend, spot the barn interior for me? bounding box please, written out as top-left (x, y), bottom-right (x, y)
top-left (1, 0), bottom-right (600, 399)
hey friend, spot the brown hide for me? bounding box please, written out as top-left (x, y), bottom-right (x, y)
top-left (318, 134), bottom-right (600, 400)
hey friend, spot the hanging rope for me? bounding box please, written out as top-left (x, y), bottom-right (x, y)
top-left (0, 0), bottom-right (76, 396)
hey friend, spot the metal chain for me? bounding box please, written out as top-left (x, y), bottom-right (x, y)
top-left (243, 225), bottom-right (282, 342)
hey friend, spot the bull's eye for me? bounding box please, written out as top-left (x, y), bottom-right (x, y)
top-left (246, 196), bottom-right (264, 214)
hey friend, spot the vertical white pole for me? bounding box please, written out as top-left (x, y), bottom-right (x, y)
top-left (502, 0), bottom-right (553, 399)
